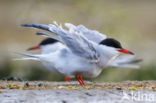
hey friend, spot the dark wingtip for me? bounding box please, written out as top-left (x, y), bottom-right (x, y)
top-left (129, 51), bottom-right (135, 55)
top-left (21, 24), bottom-right (28, 27)
top-left (36, 32), bottom-right (43, 35)
top-left (130, 59), bottom-right (143, 64)
top-left (21, 24), bottom-right (35, 27)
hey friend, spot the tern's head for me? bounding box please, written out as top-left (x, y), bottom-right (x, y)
top-left (99, 38), bottom-right (134, 55)
top-left (27, 38), bottom-right (58, 51)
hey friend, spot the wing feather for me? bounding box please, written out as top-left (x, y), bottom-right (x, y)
top-left (21, 22), bottom-right (101, 62)
top-left (65, 23), bottom-right (107, 43)
top-left (48, 23), bottom-right (100, 62)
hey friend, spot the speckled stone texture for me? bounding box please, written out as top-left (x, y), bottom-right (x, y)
top-left (0, 81), bottom-right (156, 103)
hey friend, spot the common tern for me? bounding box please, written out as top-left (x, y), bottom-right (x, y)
top-left (15, 22), bottom-right (141, 85)
top-left (27, 38), bottom-right (70, 82)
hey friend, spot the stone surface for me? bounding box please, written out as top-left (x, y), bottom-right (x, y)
top-left (0, 80), bottom-right (156, 103)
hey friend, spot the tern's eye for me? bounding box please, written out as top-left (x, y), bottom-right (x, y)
top-left (99, 38), bottom-right (122, 49)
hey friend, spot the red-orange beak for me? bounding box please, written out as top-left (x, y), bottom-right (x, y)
top-left (27, 46), bottom-right (40, 51)
top-left (117, 49), bottom-right (134, 55)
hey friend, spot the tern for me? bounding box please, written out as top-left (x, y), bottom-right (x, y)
top-left (27, 38), bottom-right (70, 82)
top-left (15, 22), bottom-right (141, 85)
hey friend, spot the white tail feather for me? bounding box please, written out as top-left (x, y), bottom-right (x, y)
top-left (112, 64), bottom-right (140, 69)
top-left (13, 52), bottom-right (40, 61)
top-left (108, 55), bottom-right (142, 69)
top-left (13, 57), bottom-right (39, 61)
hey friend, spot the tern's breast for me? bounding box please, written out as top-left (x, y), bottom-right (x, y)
top-left (49, 48), bottom-right (102, 78)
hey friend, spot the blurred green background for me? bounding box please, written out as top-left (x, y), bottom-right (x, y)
top-left (0, 0), bottom-right (156, 82)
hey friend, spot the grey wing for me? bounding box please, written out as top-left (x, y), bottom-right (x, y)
top-left (36, 32), bottom-right (64, 43)
top-left (21, 23), bottom-right (64, 43)
top-left (21, 24), bottom-right (51, 32)
top-left (22, 21), bottom-right (63, 35)
top-left (48, 24), bottom-right (99, 62)
top-left (65, 23), bottom-right (107, 43)
top-left (63, 33), bottom-right (99, 62)
top-left (21, 22), bottom-right (100, 62)
top-left (21, 22), bottom-right (106, 43)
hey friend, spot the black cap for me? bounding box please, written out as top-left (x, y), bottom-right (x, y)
top-left (99, 38), bottom-right (122, 49)
top-left (39, 38), bottom-right (58, 46)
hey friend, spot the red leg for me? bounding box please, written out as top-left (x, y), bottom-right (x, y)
top-left (75, 75), bottom-right (83, 85)
top-left (79, 76), bottom-right (85, 86)
top-left (65, 76), bottom-right (70, 82)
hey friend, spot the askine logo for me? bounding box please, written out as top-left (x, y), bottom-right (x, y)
top-left (121, 91), bottom-right (155, 102)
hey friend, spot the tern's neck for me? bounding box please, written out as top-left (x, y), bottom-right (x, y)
top-left (96, 45), bottom-right (119, 68)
